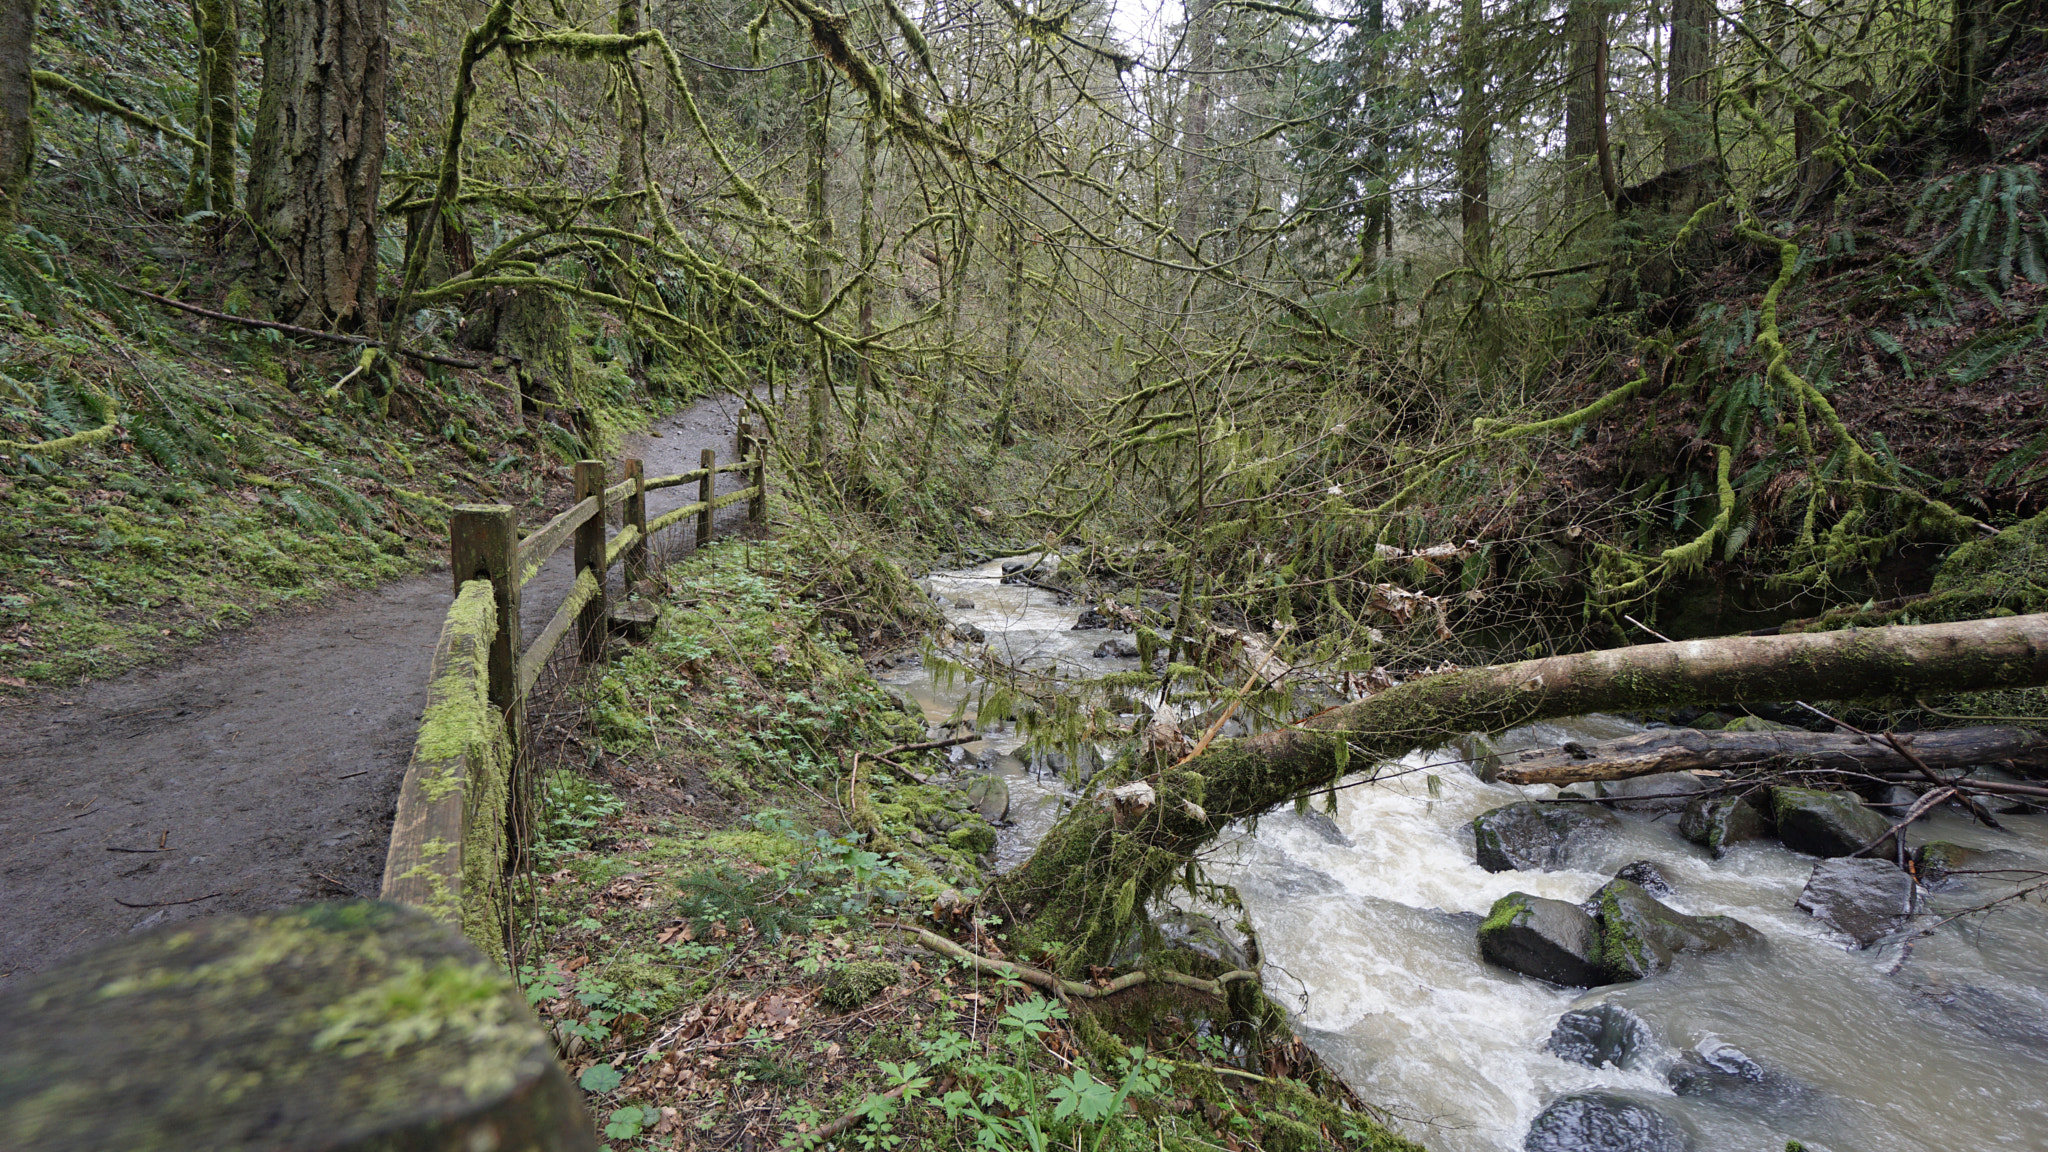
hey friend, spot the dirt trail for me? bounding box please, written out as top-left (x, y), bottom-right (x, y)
top-left (0, 392), bottom-right (759, 982)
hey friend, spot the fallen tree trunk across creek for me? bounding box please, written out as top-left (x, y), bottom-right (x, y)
top-left (1001, 613), bottom-right (2048, 969)
top-left (1496, 724), bottom-right (2048, 786)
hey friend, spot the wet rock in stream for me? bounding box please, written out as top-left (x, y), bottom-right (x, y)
top-left (1478, 893), bottom-right (1609, 987)
top-left (1292, 807), bottom-right (1352, 848)
top-left (1796, 858), bottom-right (1915, 947)
top-left (1771, 786), bottom-right (1896, 858)
top-left (1679, 793), bottom-right (1773, 857)
top-left (1481, 881), bottom-right (1760, 986)
top-left (1590, 878), bottom-right (1763, 982)
top-left (1071, 605), bottom-right (1115, 630)
top-left (1665, 1038), bottom-right (1817, 1114)
top-left (966, 774), bottom-right (1010, 824)
top-left (1522, 1093), bottom-right (1690, 1152)
top-left (1612, 860), bottom-right (1672, 896)
top-left (1594, 772), bottom-right (1708, 814)
top-left (1092, 635), bottom-right (1141, 659)
top-left (1472, 801), bottom-right (1618, 873)
top-left (1546, 1003), bottom-right (1658, 1070)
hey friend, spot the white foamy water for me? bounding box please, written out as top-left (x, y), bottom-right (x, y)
top-left (889, 568), bottom-right (2048, 1151)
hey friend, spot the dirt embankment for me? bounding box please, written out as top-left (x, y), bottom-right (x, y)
top-left (0, 393), bottom-right (759, 982)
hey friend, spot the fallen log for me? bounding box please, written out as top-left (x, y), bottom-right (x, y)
top-left (1004, 612), bottom-right (2048, 969)
top-left (1498, 725), bottom-right (2048, 786)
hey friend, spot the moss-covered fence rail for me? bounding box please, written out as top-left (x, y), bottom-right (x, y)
top-left (380, 423), bottom-right (768, 963)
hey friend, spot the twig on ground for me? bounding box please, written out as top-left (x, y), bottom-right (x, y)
top-left (114, 892), bottom-right (223, 909)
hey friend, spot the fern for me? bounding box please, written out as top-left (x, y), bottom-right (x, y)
top-left (1987, 433), bottom-right (2048, 490)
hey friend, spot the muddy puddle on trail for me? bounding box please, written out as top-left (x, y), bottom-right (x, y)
top-left (884, 561), bottom-right (2048, 1152)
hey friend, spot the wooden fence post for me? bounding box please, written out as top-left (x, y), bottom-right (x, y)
top-left (450, 504), bottom-right (527, 862)
top-left (450, 505), bottom-right (519, 735)
top-left (622, 457), bottom-right (647, 591)
top-left (574, 460), bottom-right (608, 663)
top-left (697, 448), bottom-right (716, 548)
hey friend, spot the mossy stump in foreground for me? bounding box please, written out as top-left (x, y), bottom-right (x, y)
top-left (0, 901), bottom-right (595, 1152)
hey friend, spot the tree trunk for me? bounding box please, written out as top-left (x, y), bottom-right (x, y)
top-left (1004, 613), bottom-right (2048, 969)
top-left (804, 61), bottom-right (833, 467)
top-left (187, 0), bottom-right (237, 213)
top-left (1497, 724), bottom-right (2048, 786)
top-left (854, 110), bottom-right (878, 450)
top-left (614, 0), bottom-right (645, 233)
top-left (243, 0), bottom-right (389, 332)
top-left (1948, 0), bottom-right (1996, 123)
top-left (0, 0), bottom-right (34, 226)
top-left (1665, 0), bottom-right (1712, 171)
top-left (1565, 0), bottom-right (1615, 205)
top-left (1456, 0), bottom-right (1490, 272)
top-left (1176, 0), bottom-right (1216, 256)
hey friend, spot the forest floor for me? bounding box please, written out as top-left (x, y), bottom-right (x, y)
top-left (0, 390), bottom-right (757, 984)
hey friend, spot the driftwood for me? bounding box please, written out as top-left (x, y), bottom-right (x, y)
top-left (1498, 724), bottom-right (2048, 786)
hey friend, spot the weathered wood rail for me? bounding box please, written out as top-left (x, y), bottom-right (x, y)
top-left (380, 422), bottom-right (769, 962)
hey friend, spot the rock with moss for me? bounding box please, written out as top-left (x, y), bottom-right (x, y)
top-left (1592, 878), bottom-right (1762, 982)
top-left (1796, 858), bottom-right (1915, 947)
top-left (947, 822), bottom-right (996, 856)
top-left (1477, 892), bottom-right (1609, 987)
top-left (1772, 787), bottom-right (1895, 857)
top-left (966, 773), bottom-right (1010, 823)
top-left (1472, 801), bottom-right (1618, 873)
top-left (1914, 840), bottom-right (1986, 888)
top-left (1680, 793), bottom-right (1773, 856)
top-left (0, 901), bottom-right (594, 1152)
top-left (1723, 714), bottom-right (1798, 733)
top-left (819, 960), bottom-right (901, 1009)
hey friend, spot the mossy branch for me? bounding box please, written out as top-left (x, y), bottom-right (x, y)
top-left (33, 70), bottom-right (203, 151)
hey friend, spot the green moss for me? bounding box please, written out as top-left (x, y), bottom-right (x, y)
top-left (818, 960), bottom-right (900, 1008)
top-left (1479, 892), bottom-right (1531, 935)
top-left (947, 823), bottom-right (995, 855)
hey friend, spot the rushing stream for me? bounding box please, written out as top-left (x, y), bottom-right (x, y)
top-left (877, 558), bottom-right (2048, 1152)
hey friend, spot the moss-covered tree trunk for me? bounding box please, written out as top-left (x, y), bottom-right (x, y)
top-left (242, 0), bottom-right (388, 332)
top-left (1004, 613), bottom-right (2048, 970)
top-left (0, 0), bottom-right (34, 226)
top-left (187, 0), bottom-right (237, 213)
top-left (804, 61), bottom-right (833, 468)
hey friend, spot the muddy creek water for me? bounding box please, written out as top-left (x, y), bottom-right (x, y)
top-left (876, 558), bottom-right (2048, 1152)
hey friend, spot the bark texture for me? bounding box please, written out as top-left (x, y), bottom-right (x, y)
top-left (188, 0), bottom-right (237, 212)
top-left (1456, 0), bottom-right (1489, 270)
top-left (1497, 724), bottom-right (2048, 785)
top-left (1006, 614), bottom-right (2048, 969)
top-left (243, 0), bottom-right (389, 332)
top-left (0, 0), bottom-right (35, 225)
top-left (1665, 0), bottom-right (1712, 170)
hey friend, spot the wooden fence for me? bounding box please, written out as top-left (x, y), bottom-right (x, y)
top-left (379, 422), bottom-right (768, 961)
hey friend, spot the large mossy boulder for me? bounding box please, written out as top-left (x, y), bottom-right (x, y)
top-left (0, 901), bottom-right (594, 1152)
top-left (1590, 879), bottom-right (1763, 982)
top-left (1478, 893), bottom-right (1609, 987)
top-left (1522, 1093), bottom-right (1690, 1152)
top-left (1679, 793), bottom-right (1773, 856)
top-left (1472, 801), bottom-right (1618, 873)
top-left (1796, 858), bottom-right (1915, 947)
top-left (1772, 786), bottom-right (1895, 857)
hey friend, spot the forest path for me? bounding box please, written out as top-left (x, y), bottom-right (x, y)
top-left (0, 391), bottom-right (758, 983)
